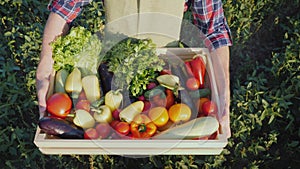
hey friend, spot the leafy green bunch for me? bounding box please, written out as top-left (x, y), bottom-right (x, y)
top-left (51, 26), bottom-right (102, 76)
top-left (51, 26), bottom-right (92, 73)
top-left (103, 38), bottom-right (165, 96)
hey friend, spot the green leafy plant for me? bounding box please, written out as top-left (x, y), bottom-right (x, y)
top-left (103, 37), bottom-right (165, 97)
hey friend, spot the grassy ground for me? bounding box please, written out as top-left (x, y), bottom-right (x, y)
top-left (0, 0), bottom-right (299, 168)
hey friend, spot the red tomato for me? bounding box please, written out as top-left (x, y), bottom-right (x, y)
top-left (110, 120), bottom-right (120, 129)
top-left (160, 69), bottom-right (172, 75)
top-left (165, 89), bottom-right (175, 109)
top-left (112, 109), bottom-right (121, 121)
top-left (138, 95), bottom-right (145, 101)
top-left (84, 128), bottom-right (99, 139)
top-left (114, 121), bottom-right (130, 136)
top-left (197, 97), bottom-right (210, 114)
top-left (186, 77), bottom-right (200, 90)
top-left (146, 82), bottom-right (157, 90)
top-left (95, 123), bottom-right (111, 139)
top-left (75, 99), bottom-right (90, 112)
top-left (202, 100), bottom-right (218, 116)
top-left (46, 92), bottom-right (72, 118)
top-left (142, 100), bottom-right (151, 113)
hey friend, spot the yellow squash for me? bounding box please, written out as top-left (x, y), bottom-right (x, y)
top-left (65, 67), bottom-right (82, 98)
top-left (73, 109), bottom-right (95, 129)
top-left (119, 101), bottom-right (144, 123)
top-left (82, 75), bottom-right (101, 103)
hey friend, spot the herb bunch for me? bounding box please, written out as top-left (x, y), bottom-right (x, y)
top-left (103, 38), bottom-right (164, 96)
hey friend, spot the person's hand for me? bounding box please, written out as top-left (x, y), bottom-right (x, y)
top-left (36, 56), bottom-right (54, 118)
top-left (210, 46), bottom-right (231, 138)
top-left (36, 12), bottom-right (69, 117)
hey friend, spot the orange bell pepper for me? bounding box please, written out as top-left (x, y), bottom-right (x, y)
top-left (130, 114), bottom-right (157, 138)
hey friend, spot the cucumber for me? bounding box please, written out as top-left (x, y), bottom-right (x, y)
top-left (54, 69), bottom-right (69, 93)
top-left (144, 85), bottom-right (165, 100)
top-left (152, 116), bottom-right (219, 139)
top-left (189, 88), bottom-right (211, 99)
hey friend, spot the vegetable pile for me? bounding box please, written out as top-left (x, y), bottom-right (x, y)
top-left (39, 27), bottom-right (220, 140)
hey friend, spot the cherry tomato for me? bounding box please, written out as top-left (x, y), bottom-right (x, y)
top-left (138, 95), bottom-right (145, 101)
top-left (46, 92), bottom-right (72, 118)
top-left (146, 82), bottom-right (157, 90)
top-left (84, 128), bottom-right (99, 139)
top-left (95, 123), bottom-right (111, 139)
top-left (114, 121), bottom-right (130, 136)
top-left (112, 109), bottom-right (121, 121)
top-left (186, 77), bottom-right (200, 90)
top-left (197, 97), bottom-right (210, 114)
top-left (110, 120), bottom-right (120, 129)
top-left (160, 69), bottom-right (172, 75)
top-left (142, 101), bottom-right (152, 114)
top-left (202, 100), bottom-right (218, 116)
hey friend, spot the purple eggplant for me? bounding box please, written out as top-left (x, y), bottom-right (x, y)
top-left (98, 62), bottom-right (113, 95)
top-left (38, 116), bottom-right (84, 139)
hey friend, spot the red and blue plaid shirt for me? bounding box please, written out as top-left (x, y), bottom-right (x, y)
top-left (48, 0), bottom-right (232, 50)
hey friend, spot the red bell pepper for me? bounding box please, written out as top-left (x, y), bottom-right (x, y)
top-left (184, 61), bottom-right (194, 77)
top-left (130, 114), bottom-right (157, 138)
top-left (190, 55), bottom-right (206, 88)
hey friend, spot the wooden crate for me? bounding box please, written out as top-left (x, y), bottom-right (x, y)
top-left (34, 48), bottom-right (230, 155)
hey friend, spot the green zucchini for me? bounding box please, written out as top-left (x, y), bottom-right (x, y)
top-left (144, 85), bottom-right (165, 100)
top-left (54, 68), bottom-right (69, 93)
top-left (189, 88), bottom-right (211, 99)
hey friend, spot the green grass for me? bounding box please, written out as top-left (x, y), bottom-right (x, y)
top-left (0, 0), bottom-right (299, 168)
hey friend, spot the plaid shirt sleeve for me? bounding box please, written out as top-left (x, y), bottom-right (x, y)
top-left (191, 0), bottom-right (232, 51)
top-left (48, 0), bottom-right (92, 23)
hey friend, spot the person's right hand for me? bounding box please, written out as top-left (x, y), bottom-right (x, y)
top-left (36, 12), bottom-right (70, 117)
top-left (36, 56), bottom-right (54, 118)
